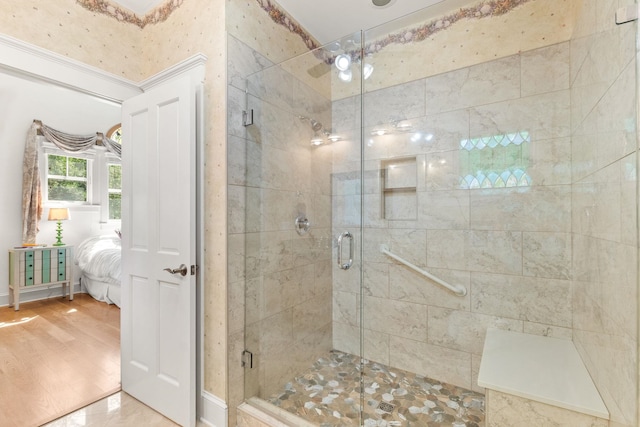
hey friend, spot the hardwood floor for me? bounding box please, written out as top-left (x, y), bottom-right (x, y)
top-left (0, 293), bottom-right (120, 427)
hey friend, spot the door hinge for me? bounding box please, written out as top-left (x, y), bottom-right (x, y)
top-left (242, 109), bottom-right (254, 127)
top-left (190, 264), bottom-right (199, 276)
top-left (241, 350), bottom-right (253, 369)
top-left (616, 5), bottom-right (639, 25)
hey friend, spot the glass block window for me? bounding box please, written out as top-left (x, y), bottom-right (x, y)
top-left (460, 131), bottom-right (529, 151)
top-left (459, 131), bottom-right (532, 189)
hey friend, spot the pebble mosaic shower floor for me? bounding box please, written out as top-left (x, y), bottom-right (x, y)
top-left (267, 350), bottom-right (485, 426)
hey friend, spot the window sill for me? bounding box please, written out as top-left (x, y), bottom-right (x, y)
top-left (43, 204), bottom-right (101, 212)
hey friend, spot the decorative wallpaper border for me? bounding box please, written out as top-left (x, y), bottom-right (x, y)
top-left (76, 0), bottom-right (531, 51)
top-left (257, 0), bottom-right (532, 57)
top-left (76, 0), bottom-right (184, 28)
top-left (363, 0), bottom-right (533, 54)
top-left (255, 0), bottom-right (320, 51)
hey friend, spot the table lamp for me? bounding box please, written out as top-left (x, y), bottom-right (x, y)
top-left (48, 207), bottom-right (70, 246)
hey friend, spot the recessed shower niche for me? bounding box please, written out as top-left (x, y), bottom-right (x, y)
top-left (382, 156), bottom-right (417, 220)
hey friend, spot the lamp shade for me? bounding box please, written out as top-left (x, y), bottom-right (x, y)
top-left (48, 207), bottom-right (70, 221)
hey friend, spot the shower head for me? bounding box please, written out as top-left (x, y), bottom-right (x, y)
top-left (298, 115), bottom-right (324, 132)
top-left (298, 115), bottom-right (340, 145)
top-left (310, 119), bottom-right (323, 132)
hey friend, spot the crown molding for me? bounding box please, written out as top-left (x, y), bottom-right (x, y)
top-left (139, 54), bottom-right (208, 91)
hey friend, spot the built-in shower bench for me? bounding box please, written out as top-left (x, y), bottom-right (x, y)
top-left (478, 328), bottom-right (609, 426)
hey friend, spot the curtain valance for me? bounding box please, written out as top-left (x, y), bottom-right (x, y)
top-left (37, 120), bottom-right (122, 157)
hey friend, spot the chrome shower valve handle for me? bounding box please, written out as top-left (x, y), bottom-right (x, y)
top-left (295, 215), bottom-right (311, 235)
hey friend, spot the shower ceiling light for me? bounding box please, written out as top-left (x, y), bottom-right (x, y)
top-left (372, 0), bottom-right (392, 6)
top-left (326, 41), bottom-right (341, 52)
top-left (342, 39), bottom-right (358, 52)
top-left (363, 63), bottom-right (374, 80)
top-left (338, 69), bottom-right (353, 82)
top-left (310, 136), bottom-right (324, 146)
top-left (335, 54), bottom-right (351, 71)
top-left (328, 134), bottom-right (341, 142)
top-left (371, 127), bottom-right (387, 136)
top-left (393, 120), bottom-right (412, 131)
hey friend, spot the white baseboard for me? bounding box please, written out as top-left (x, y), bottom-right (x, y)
top-left (200, 391), bottom-right (228, 427)
top-left (0, 283), bottom-right (82, 308)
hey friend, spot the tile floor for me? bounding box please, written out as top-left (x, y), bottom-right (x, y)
top-left (42, 392), bottom-right (209, 427)
top-left (266, 350), bottom-right (485, 426)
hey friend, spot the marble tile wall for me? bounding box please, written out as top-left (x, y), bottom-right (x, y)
top-left (570, 1), bottom-right (638, 426)
top-left (332, 41), bottom-right (576, 393)
top-left (226, 34), bottom-right (334, 424)
top-left (227, 2), bottom-right (638, 427)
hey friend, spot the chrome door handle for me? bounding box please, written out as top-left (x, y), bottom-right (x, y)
top-left (337, 231), bottom-right (353, 270)
top-left (163, 264), bottom-right (188, 276)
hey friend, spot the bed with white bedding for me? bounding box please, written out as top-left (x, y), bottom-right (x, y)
top-left (75, 235), bottom-right (121, 307)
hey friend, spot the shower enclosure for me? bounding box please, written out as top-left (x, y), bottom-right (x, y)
top-left (229, 0), bottom-right (639, 425)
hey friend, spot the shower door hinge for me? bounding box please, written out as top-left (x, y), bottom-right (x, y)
top-left (241, 350), bottom-right (253, 369)
top-left (242, 109), bottom-right (254, 127)
top-left (616, 5), bottom-right (639, 25)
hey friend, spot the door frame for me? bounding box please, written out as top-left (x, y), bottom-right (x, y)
top-left (0, 34), bottom-right (216, 426)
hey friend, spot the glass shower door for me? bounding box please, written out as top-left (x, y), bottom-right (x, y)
top-left (236, 32), bottom-right (364, 426)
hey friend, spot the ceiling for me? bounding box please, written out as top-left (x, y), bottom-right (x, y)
top-left (112, 0), bottom-right (468, 44)
top-left (112, 0), bottom-right (162, 16)
top-left (274, 0), bottom-right (445, 44)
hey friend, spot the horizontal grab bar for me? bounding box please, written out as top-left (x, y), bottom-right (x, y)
top-left (379, 244), bottom-right (467, 296)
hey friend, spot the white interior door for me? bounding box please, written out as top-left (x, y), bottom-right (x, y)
top-left (120, 74), bottom-right (196, 427)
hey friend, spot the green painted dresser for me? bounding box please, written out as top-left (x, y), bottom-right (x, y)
top-left (8, 245), bottom-right (74, 310)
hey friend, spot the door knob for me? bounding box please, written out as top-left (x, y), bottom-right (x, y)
top-left (163, 264), bottom-right (188, 276)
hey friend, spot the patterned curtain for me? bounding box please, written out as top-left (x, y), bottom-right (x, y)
top-left (21, 122), bottom-right (42, 244)
top-left (21, 120), bottom-right (121, 243)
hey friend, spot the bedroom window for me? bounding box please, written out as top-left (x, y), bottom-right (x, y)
top-left (106, 124), bottom-right (122, 221)
top-left (46, 154), bottom-right (89, 202)
top-left (40, 124), bottom-right (122, 221)
top-left (107, 123), bottom-right (122, 145)
top-left (108, 163), bottom-right (122, 220)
